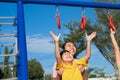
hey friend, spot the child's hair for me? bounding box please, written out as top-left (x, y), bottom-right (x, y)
top-left (60, 50), bottom-right (70, 58)
top-left (62, 41), bottom-right (77, 58)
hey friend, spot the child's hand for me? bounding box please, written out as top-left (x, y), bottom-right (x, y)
top-left (78, 65), bottom-right (85, 72)
top-left (110, 28), bottom-right (116, 35)
top-left (86, 32), bottom-right (96, 42)
top-left (50, 31), bottom-right (61, 42)
top-left (57, 68), bottom-right (64, 75)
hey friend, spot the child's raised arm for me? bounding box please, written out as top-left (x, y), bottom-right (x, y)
top-left (110, 29), bottom-right (120, 66)
top-left (84, 32), bottom-right (96, 62)
top-left (50, 32), bottom-right (62, 67)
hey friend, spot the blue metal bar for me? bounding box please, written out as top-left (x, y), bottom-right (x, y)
top-left (0, 0), bottom-right (120, 9)
top-left (17, 0), bottom-right (28, 80)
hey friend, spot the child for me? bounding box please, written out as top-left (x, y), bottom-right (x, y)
top-left (110, 28), bottom-right (120, 79)
top-left (50, 31), bottom-right (96, 80)
top-left (52, 41), bottom-right (88, 80)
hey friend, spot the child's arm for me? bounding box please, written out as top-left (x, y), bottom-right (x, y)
top-left (84, 32), bottom-right (96, 62)
top-left (52, 62), bottom-right (61, 80)
top-left (50, 32), bottom-right (62, 67)
top-left (110, 29), bottom-right (120, 66)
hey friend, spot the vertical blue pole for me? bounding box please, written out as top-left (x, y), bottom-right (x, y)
top-left (17, 0), bottom-right (28, 80)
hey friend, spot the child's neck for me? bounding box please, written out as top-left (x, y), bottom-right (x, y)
top-left (64, 61), bottom-right (73, 66)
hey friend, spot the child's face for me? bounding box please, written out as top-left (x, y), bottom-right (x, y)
top-left (62, 52), bottom-right (73, 62)
top-left (64, 42), bottom-right (76, 56)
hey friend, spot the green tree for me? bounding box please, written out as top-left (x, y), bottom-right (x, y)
top-left (93, 0), bottom-right (120, 79)
top-left (88, 67), bottom-right (106, 78)
top-left (88, 67), bottom-right (96, 78)
top-left (94, 68), bottom-right (106, 77)
top-left (3, 46), bottom-right (13, 78)
top-left (44, 74), bottom-right (52, 80)
top-left (0, 69), bottom-right (4, 79)
top-left (28, 59), bottom-right (44, 80)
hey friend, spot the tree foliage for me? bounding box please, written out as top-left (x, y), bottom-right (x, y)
top-left (44, 74), bottom-right (52, 80)
top-left (3, 46), bottom-right (13, 78)
top-left (88, 67), bottom-right (106, 78)
top-left (93, 0), bottom-right (120, 67)
top-left (28, 59), bottom-right (44, 80)
top-left (93, 0), bottom-right (120, 79)
top-left (0, 69), bottom-right (4, 79)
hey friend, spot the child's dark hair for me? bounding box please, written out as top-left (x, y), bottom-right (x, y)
top-left (60, 50), bottom-right (70, 58)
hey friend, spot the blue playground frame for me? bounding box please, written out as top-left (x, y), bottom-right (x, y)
top-left (0, 0), bottom-right (120, 80)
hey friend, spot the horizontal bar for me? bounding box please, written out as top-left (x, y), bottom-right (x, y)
top-left (0, 77), bottom-right (17, 80)
top-left (0, 64), bottom-right (14, 67)
top-left (0, 16), bottom-right (16, 19)
top-left (0, 0), bottom-right (120, 9)
top-left (0, 44), bottom-right (15, 47)
top-left (0, 53), bottom-right (17, 57)
top-left (0, 22), bottom-right (14, 25)
top-left (0, 34), bottom-right (16, 37)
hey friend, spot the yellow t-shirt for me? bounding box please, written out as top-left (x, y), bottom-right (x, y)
top-left (57, 58), bottom-right (89, 80)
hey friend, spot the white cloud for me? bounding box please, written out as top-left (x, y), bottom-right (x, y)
top-left (26, 34), bottom-right (54, 54)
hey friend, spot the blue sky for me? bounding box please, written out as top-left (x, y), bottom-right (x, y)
top-left (0, 0), bottom-right (115, 76)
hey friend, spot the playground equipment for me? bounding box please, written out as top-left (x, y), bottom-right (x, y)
top-left (0, 0), bottom-right (120, 80)
top-left (0, 16), bottom-right (18, 79)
